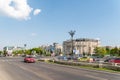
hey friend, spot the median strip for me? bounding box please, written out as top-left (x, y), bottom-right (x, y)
top-left (38, 58), bottom-right (120, 72)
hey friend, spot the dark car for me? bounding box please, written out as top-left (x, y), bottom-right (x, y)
top-left (104, 58), bottom-right (115, 62)
top-left (24, 56), bottom-right (36, 63)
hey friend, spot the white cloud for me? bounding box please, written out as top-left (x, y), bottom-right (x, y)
top-left (33, 9), bottom-right (41, 16)
top-left (0, 0), bottom-right (36, 20)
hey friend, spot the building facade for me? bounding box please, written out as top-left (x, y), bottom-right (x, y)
top-left (40, 43), bottom-right (63, 55)
top-left (3, 46), bottom-right (24, 56)
top-left (63, 38), bottom-right (100, 55)
top-left (53, 43), bottom-right (63, 55)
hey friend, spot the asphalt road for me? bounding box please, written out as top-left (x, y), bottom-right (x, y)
top-left (0, 57), bottom-right (120, 80)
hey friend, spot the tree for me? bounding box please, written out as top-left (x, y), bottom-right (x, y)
top-left (106, 47), bottom-right (111, 55)
top-left (118, 49), bottom-right (120, 56)
top-left (0, 51), bottom-right (3, 55)
top-left (94, 47), bottom-right (107, 57)
top-left (12, 50), bottom-right (24, 56)
top-left (110, 47), bottom-right (119, 56)
top-left (30, 47), bottom-right (44, 55)
top-left (11, 47), bottom-right (54, 57)
top-left (3, 50), bottom-right (7, 56)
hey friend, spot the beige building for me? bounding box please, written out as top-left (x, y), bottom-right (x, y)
top-left (63, 38), bottom-right (100, 55)
top-left (53, 43), bottom-right (63, 54)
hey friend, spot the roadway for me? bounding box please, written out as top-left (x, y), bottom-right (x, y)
top-left (0, 57), bottom-right (120, 80)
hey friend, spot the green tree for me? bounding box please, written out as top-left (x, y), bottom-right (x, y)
top-left (110, 47), bottom-right (119, 56)
top-left (0, 51), bottom-right (3, 55)
top-left (3, 50), bottom-right (7, 56)
top-left (12, 50), bottom-right (24, 56)
top-left (30, 47), bottom-right (43, 55)
top-left (94, 47), bottom-right (107, 57)
top-left (12, 47), bottom-right (51, 57)
top-left (25, 50), bottom-right (31, 55)
top-left (118, 48), bottom-right (120, 56)
top-left (106, 47), bottom-right (111, 55)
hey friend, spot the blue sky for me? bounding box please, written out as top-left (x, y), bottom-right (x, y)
top-left (0, 0), bottom-right (120, 49)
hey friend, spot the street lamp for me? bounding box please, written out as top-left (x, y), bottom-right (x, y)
top-left (69, 30), bottom-right (76, 56)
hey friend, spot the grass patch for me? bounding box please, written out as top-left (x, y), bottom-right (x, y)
top-left (78, 65), bottom-right (120, 73)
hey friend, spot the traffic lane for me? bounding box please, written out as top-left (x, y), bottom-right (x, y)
top-left (20, 62), bottom-right (120, 80)
top-left (13, 62), bottom-right (98, 80)
top-left (1, 57), bottom-right (120, 80)
top-left (12, 61), bottom-right (114, 80)
top-left (0, 61), bottom-right (47, 80)
top-left (0, 57), bottom-right (24, 62)
top-left (48, 63), bottom-right (120, 80)
top-left (3, 58), bottom-right (119, 80)
top-left (0, 57), bottom-right (56, 80)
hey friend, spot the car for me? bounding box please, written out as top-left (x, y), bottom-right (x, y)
top-left (104, 58), bottom-right (115, 62)
top-left (89, 56), bottom-right (101, 62)
top-left (57, 56), bottom-right (68, 61)
top-left (24, 56), bottom-right (36, 63)
top-left (109, 58), bottom-right (120, 63)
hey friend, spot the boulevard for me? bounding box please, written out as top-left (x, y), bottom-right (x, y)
top-left (0, 57), bottom-right (120, 80)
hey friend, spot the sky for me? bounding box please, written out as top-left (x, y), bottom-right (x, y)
top-left (0, 0), bottom-right (120, 50)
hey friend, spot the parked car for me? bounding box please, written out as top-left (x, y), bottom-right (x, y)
top-left (24, 56), bottom-right (36, 63)
top-left (89, 56), bottom-right (101, 62)
top-left (57, 56), bottom-right (68, 61)
top-left (104, 58), bottom-right (115, 62)
top-left (109, 58), bottom-right (120, 63)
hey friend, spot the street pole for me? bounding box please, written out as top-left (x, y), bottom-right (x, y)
top-left (69, 30), bottom-right (75, 56)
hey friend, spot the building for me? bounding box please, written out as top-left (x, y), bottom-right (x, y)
top-left (63, 38), bottom-right (100, 55)
top-left (3, 46), bottom-right (24, 56)
top-left (53, 43), bottom-right (63, 55)
top-left (40, 43), bottom-right (63, 55)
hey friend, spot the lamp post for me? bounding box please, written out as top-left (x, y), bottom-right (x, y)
top-left (69, 30), bottom-right (76, 56)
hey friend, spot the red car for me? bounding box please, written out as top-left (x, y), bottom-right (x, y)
top-left (109, 58), bottom-right (120, 63)
top-left (24, 56), bottom-right (36, 63)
